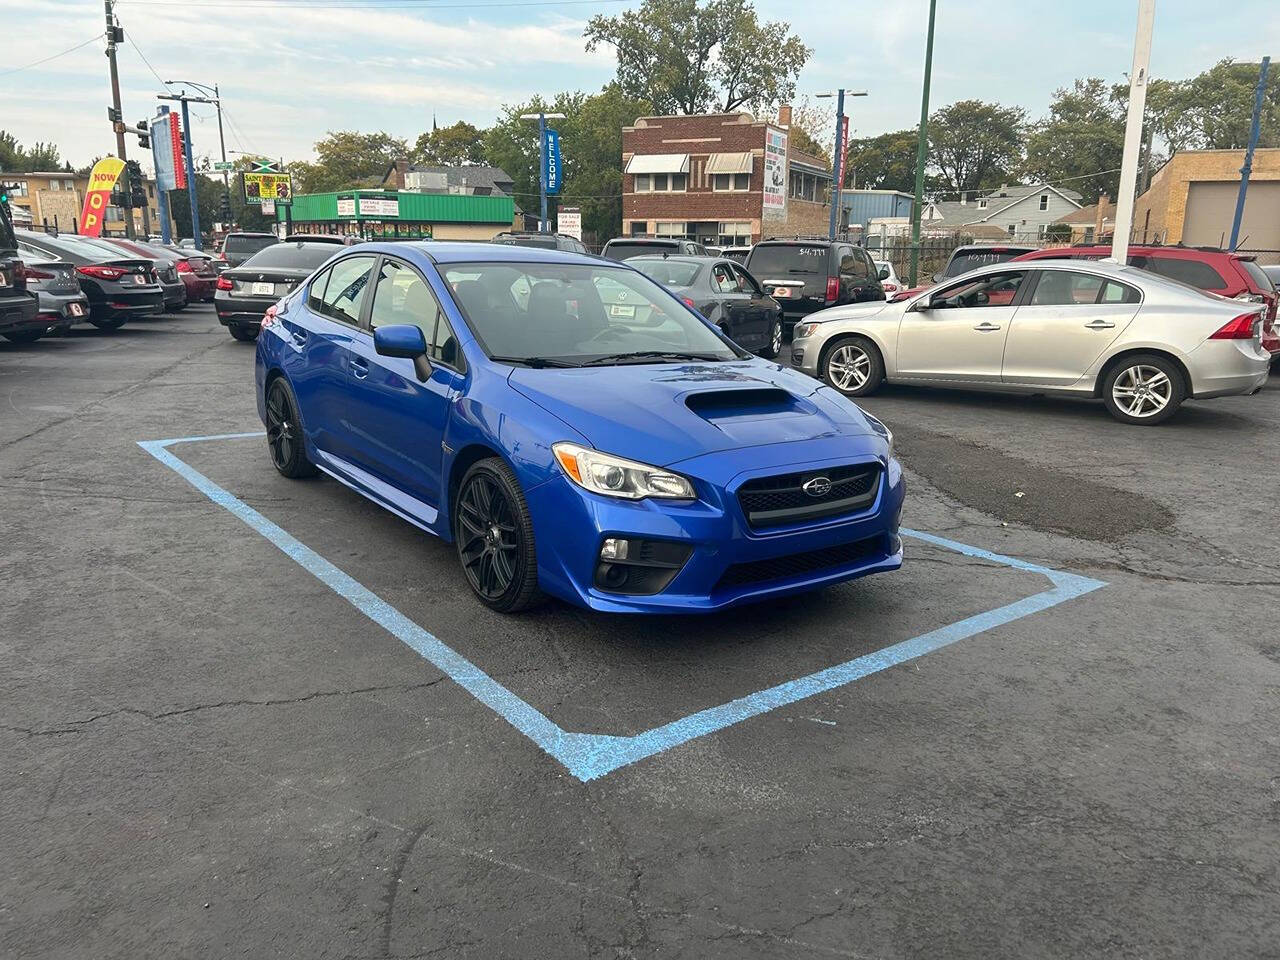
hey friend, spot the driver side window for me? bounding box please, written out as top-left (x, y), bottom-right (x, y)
top-left (930, 271), bottom-right (1025, 309)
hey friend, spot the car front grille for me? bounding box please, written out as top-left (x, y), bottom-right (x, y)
top-left (715, 535), bottom-right (884, 591)
top-left (737, 462), bottom-right (881, 529)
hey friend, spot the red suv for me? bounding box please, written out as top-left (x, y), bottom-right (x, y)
top-left (1014, 245), bottom-right (1279, 357)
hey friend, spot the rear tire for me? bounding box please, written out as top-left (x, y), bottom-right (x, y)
top-left (3, 330), bottom-right (45, 344)
top-left (88, 316), bottom-right (126, 331)
top-left (228, 323), bottom-right (258, 342)
top-left (822, 335), bottom-right (884, 397)
top-left (1102, 354), bottom-right (1185, 425)
top-left (758, 317), bottom-right (783, 359)
top-left (265, 378), bottom-right (318, 478)
top-left (454, 459), bottom-right (542, 613)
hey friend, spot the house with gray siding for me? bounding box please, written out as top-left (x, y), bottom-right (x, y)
top-left (920, 183), bottom-right (1083, 241)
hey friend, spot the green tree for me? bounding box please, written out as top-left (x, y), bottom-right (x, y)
top-left (290, 130), bottom-right (408, 193)
top-left (584, 0), bottom-right (809, 115)
top-left (845, 129), bottom-right (920, 192)
top-left (413, 121), bottom-right (487, 166)
top-left (1148, 59), bottom-right (1280, 151)
top-left (1022, 78), bottom-right (1125, 201)
top-left (928, 99), bottom-right (1027, 195)
top-left (0, 131), bottom-right (61, 173)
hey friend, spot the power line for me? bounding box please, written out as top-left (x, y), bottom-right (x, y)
top-left (121, 25), bottom-right (169, 88)
top-left (0, 33), bottom-right (104, 78)
top-left (119, 0), bottom-right (628, 8)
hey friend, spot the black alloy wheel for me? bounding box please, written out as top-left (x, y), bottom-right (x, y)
top-left (265, 379), bottom-right (317, 478)
top-left (228, 323), bottom-right (258, 342)
top-left (88, 316), bottom-right (126, 331)
top-left (454, 459), bottom-right (541, 613)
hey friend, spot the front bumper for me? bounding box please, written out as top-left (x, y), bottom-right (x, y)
top-left (525, 441), bottom-right (905, 613)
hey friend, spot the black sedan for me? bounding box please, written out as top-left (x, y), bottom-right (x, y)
top-left (214, 241), bottom-right (339, 341)
top-left (627, 255), bottom-right (783, 358)
top-left (15, 230), bottom-right (164, 330)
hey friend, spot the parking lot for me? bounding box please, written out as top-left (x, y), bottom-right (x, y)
top-left (3, 303), bottom-right (1278, 958)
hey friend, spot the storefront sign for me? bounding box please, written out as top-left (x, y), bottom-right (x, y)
top-left (557, 206), bottom-right (581, 240)
top-left (762, 127), bottom-right (788, 220)
top-left (243, 172), bottom-right (292, 205)
top-left (336, 197), bottom-right (356, 217)
top-left (358, 196), bottom-right (399, 218)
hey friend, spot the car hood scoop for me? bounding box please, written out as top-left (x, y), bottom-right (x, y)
top-left (508, 362), bottom-right (875, 466)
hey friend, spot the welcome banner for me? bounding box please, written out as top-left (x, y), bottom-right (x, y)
top-left (78, 157), bottom-right (125, 237)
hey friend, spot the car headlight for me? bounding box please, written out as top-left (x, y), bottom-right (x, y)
top-left (552, 442), bottom-right (696, 500)
top-left (862, 413), bottom-right (894, 461)
top-left (794, 321), bottom-right (821, 339)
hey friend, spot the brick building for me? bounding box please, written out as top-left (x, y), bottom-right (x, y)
top-left (0, 169), bottom-right (177, 237)
top-left (620, 107), bottom-right (832, 247)
top-left (1132, 148), bottom-right (1280, 249)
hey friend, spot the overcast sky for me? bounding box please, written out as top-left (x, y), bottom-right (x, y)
top-left (3, 0), bottom-right (1278, 173)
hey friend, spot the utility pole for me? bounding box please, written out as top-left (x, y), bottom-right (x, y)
top-left (818, 89), bottom-right (868, 240)
top-left (1229, 56), bottom-right (1270, 252)
top-left (103, 0), bottom-right (135, 238)
top-left (168, 80), bottom-right (230, 217)
top-left (908, 0), bottom-right (937, 288)
top-left (1110, 0), bottom-right (1156, 266)
top-left (520, 111), bottom-right (566, 233)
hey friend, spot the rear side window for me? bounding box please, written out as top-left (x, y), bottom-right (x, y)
top-left (318, 255), bottom-right (375, 325)
top-left (1101, 281), bottom-right (1141, 304)
top-left (747, 244), bottom-right (829, 276)
top-left (307, 269), bottom-right (330, 311)
top-left (1239, 259), bottom-right (1275, 292)
top-left (604, 242), bottom-right (674, 261)
top-left (945, 248), bottom-right (1027, 277)
top-left (1145, 256), bottom-right (1227, 290)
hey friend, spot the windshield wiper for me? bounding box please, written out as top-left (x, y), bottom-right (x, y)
top-left (581, 350), bottom-right (729, 366)
top-left (488, 355), bottom-right (581, 368)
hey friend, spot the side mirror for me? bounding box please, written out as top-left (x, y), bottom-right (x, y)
top-left (374, 323), bottom-right (432, 381)
top-left (931, 272), bottom-right (943, 283)
top-left (878, 266), bottom-right (890, 281)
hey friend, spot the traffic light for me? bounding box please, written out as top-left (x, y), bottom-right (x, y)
top-left (126, 160), bottom-right (146, 207)
top-left (219, 191), bottom-right (233, 223)
top-left (136, 119), bottom-right (150, 150)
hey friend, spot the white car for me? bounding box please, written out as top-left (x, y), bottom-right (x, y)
top-left (791, 259), bottom-right (1270, 425)
top-left (874, 260), bottom-right (903, 295)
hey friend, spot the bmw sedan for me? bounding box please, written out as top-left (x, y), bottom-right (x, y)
top-left (792, 259), bottom-right (1271, 425)
top-left (628, 255), bottom-right (784, 358)
top-left (256, 243), bottom-right (904, 613)
top-left (216, 240), bottom-right (341, 341)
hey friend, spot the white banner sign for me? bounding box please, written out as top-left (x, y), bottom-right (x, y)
top-left (337, 197), bottom-right (356, 217)
top-left (762, 126), bottom-right (788, 220)
top-left (358, 196), bottom-right (399, 218)
top-left (557, 207), bottom-right (582, 240)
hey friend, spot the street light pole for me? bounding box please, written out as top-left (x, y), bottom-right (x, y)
top-left (520, 111), bottom-right (566, 234)
top-left (908, 0), bottom-right (938, 288)
top-left (818, 89), bottom-right (867, 240)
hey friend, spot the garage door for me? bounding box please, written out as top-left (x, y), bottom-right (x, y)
top-left (1182, 180), bottom-right (1280, 249)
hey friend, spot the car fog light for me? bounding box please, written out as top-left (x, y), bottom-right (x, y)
top-left (600, 537), bottom-right (630, 561)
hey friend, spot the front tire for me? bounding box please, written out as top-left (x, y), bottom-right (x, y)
top-left (1102, 354), bottom-right (1185, 425)
top-left (822, 335), bottom-right (884, 396)
top-left (265, 378), bottom-right (318, 478)
top-left (228, 323), bottom-right (258, 342)
top-left (454, 459), bottom-right (541, 613)
top-left (759, 317), bottom-right (783, 359)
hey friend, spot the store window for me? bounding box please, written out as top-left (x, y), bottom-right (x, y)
top-left (655, 222), bottom-right (688, 238)
top-left (712, 173), bottom-right (750, 192)
top-left (634, 173), bottom-right (687, 193)
top-left (717, 222), bottom-right (751, 246)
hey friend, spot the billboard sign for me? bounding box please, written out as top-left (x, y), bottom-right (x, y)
top-left (762, 126), bottom-right (788, 219)
top-left (543, 128), bottom-right (562, 195)
top-left (336, 197), bottom-right (356, 217)
top-left (150, 113), bottom-right (181, 191)
top-left (358, 196), bottom-right (399, 218)
top-left (243, 172), bottom-right (292, 205)
top-left (557, 206), bottom-right (582, 240)
top-left (78, 157), bottom-right (125, 237)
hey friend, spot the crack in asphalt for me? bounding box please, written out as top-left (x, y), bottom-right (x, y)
top-left (1, 678), bottom-right (451, 737)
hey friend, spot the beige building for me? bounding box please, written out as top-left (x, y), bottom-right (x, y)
top-left (1, 169), bottom-right (177, 238)
top-left (1132, 148), bottom-right (1280, 249)
top-left (1053, 194), bottom-right (1117, 243)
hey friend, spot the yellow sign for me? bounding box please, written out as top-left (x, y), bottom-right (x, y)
top-left (79, 156), bottom-right (125, 237)
top-left (243, 172), bottom-right (292, 204)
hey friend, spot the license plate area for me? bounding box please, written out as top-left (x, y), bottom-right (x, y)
top-left (772, 286), bottom-right (792, 298)
top-left (252, 282), bottom-right (275, 296)
top-left (69, 302), bottom-right (85, 317)
top-left (609, 303), bottom-right (636, 318)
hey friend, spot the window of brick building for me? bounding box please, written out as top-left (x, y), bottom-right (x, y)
top-left (712, 173), bottom-right (750, 192)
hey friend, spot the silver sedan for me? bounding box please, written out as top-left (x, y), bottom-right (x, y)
top-left (791, 259), bottom-right (1270, 425)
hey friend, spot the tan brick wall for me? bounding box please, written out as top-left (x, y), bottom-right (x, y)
top-left (1133, 148), bottom-right (1280, 244)
top-left (776, 199), bottom-right (830, 239)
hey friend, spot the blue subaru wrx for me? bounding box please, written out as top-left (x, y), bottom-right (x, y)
top-left (254, 242), bottom-right (904, 613)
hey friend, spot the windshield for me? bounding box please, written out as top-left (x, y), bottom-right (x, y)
top-left (603, 241), bottom-right (675, 261)
top-left (224, 235), bottom-right (278, 255)
top-left (945, 248), bottom-right (1027, 278)
top-left (242, 243), bottom-right (336, 269)
top-left (628, 258), bottom-right (702, 287)
top-left (747, 244), bottom-right (829, 276)
top-left (442, 261), bottom-right (739, 366)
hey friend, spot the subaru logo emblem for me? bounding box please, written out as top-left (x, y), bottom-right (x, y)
top-left (802, 476), bottom-right (832, 497)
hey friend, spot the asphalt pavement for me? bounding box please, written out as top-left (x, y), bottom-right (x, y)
top-left (2, 304), bottom-right (1278, 959)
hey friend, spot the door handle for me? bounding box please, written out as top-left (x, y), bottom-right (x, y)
top-left (1084, 320), bottom-right (1116, 329)
top-left (291, 330), bottom-right (307, 346)
top-left (973, 322), bottom-right (1002, 332)
top-left (350, 357), bottom-right (369, 380)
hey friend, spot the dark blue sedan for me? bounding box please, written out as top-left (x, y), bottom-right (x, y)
top-left (254, 242), bottom-right (904, 613)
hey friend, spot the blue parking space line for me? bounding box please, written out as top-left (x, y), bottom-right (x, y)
top-left (139, 432), bottom-right (1107, 783)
